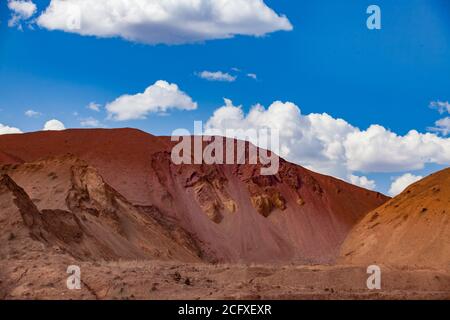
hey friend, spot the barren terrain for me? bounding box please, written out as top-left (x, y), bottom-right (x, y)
top-left (0, 129), bottom-right (448, 300)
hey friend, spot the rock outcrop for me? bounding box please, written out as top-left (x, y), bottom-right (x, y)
top-left (0, 129), bottom-right (388, 263)
top-left (0, 155), bottom-right (200, 262)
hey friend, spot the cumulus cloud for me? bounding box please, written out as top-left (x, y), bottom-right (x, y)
top-left (87, 102), bottom-right (101, 112)
top-left (43, 119), bottom-right (66, 131)
top-left (24, 109), bottom-right (42, 117)
top-left (36, 0), bottom-right (292, 45)
top-left (389, 173), bottom-right (423, 196)
top-left (8, 0), bottom-right (37, 28)
top-left (205, 99), bottom-right (450, 186)
top-left (197, 71), bottom-right (237, 82)
top-left (430, 100), bottom-right (450, 114)
top-left (343, 126), bottom-right (450, 172)
top-left (206, 99), bottom-right (354, 178)
top-left (106, 80), bottom-right (197, 121)
top-left (0, 123), bottom-right (22, 135)
top-left (349, 175), bottom-right (376, 190)
top-left (428, 117), bottom-right (450, 136)
top-left (80, 117), bottom-right (103, 127)
top-left (427, 100), bottom-right (450, 136)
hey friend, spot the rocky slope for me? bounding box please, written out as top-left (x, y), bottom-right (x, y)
top-left (340, 168), bottom-right (450, 270)
top-left (0, 155), bottom-right (200, 263)
top-left (0, 129), bottom-right (388, 263)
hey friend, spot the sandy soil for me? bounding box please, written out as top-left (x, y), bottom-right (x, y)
top-left (341, 168), bottom-right (450, 270)
top-left (1, 257), bottom-right (449, 300)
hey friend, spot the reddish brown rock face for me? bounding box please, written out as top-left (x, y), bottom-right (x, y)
top-left (0, 156), bottom-right (200, 263)
top-left (0, 128), bottom-right (388, 264)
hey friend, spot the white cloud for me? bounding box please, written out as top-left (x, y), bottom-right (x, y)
top-left (344, 126), bottom-right (450, 172)
top-left (205, 99), bottom-right (450, 185)
top-left (428, 117), bottom-right (450, 136)
top-left (36, 0), bottom-right (292, 45)
top-left (0, 123), bottom-right (22, 135)
top-left (247, 73), bottom-right (257, 80)
top-left (8, 0), bottom-right (37, 28)
top-left (205, 99), bottom-right (354, 178)
top-left (349, 175), bottom-right (376, 190)
top-left (80, 117), bottom-right (102, 127)
top-left (197, 71), bottom-right (236, 82)
top-left (43, 119), bottom-right (66, 131)
top-left (389, 173), bottom-right (423, 196)
top-left (430, 100), bottom-right (450, 114)
top-left (87, 102), bottom-right (101, 112)
top-left (24, 109), bottom-right (42, 117)
top-left (106, 80), bottom-right (197, 121)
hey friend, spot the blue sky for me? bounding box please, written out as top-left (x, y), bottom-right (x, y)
top-left (1, 0), bottom-right (450, 195)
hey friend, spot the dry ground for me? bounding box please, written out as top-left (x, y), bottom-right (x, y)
top-left (1, 256), bottom-right (449, 300)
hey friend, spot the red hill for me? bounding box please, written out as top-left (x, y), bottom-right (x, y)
top-left (0, 129), bottom-right (388, 263)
